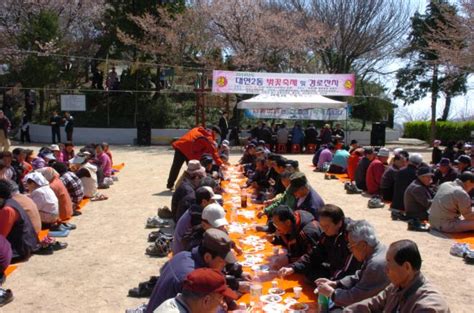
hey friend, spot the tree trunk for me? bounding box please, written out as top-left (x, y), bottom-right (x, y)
top-left (441, 93), bottom-right (451, 121)
top-left (360, 118), bottom-right (366, 131)
top-left (429, 65), bottom-right (439, 145)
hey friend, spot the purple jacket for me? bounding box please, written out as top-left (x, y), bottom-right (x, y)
top-left (96, 152), bottom-right (112, 177)
top-left (317, 148), bottom-right (333, 168)
top-left (0, 235), bottom-right (12, 274)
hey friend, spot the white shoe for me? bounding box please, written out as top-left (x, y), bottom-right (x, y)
top-left (450, 243), bottom-right (470, 257)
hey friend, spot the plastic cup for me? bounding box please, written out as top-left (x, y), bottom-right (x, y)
top-left (272, 280), bottom-right (278, 289)
top-left (293, 286), bottom-right (302, 299)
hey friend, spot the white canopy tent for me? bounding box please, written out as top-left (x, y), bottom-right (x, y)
top-left (237, 94), bottom-right (347, 109)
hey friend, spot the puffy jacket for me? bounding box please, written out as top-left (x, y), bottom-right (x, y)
top-left (172, 127), bottom-right (223, 166)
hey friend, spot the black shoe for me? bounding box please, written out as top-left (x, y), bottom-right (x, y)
top-left (0, 289), bottom-right (13, 307)
top-left (407, 220), bottom-right (430, 232)
top-left (391, 211), bottom-right (409, 221)
top-left (73, 210), bottom-right (82, 216)
top-left (34, 246), bottom-right (54, 255)
top-left (52, 242), bottom-right (68, 251)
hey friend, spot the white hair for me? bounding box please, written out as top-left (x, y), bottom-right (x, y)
top-left (348, 220), bottom-right (378, 247)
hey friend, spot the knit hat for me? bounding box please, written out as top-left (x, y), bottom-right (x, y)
top-left (186, 160), bottom-right (206, 177)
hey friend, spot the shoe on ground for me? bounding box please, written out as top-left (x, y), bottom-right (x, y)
top-left (464, 250), bottom-right (474, 264)
top-left (33, 245), bottom-right (54, 255)
top-left (125, 304), bottom-right (147, 313)
top-left (391, 210), bottom-right (409, 221)
top-left (146, 216), bottom-right (170, 229)
top-left (61, 222), bottom-right (76, 230)
top-left (346, 184), bottom-right (362, 194)
top-left (0, 288), bottom-right (13, 307)
top-left (52, 241), bottom-right (68, 251)
top-left (72, 210), bottom-right (82, 216)
top-left (112, 176), bottom-right (119, 182)
top-left (368, 197), bottom-right (385, 209)
top-left (407, 220), bottom-right (430, 232)
top-left (450, 243), bottom-right (470, 257)
top-left (344, 182), bottom-right (352, 191)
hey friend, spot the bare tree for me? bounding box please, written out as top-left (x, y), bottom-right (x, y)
top-left (284, 0), bottom-right (412, 76)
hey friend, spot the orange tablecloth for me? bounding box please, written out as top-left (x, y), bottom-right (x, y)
top-left (222, 168), bottom-right (317, 311)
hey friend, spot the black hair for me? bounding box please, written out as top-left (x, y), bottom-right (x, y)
top-left (399, 150), bottom-right (409, 159)
top-left (268, 153), bottom-right (282, 161)
top-left (0, 179), bottom-right (12, 199)
top-left (319, 204), bottom-right (345, 224)
top-left (195, 187), bottom-right (212, 205)
top-left (327, 143), bottom-right (335, 150)
top-left (211, 125), bottom-right (221, 135)
top-left (12, 148), bottom-right (25, 156)
top-left (198, 245), bottom-right (220, 259)
top-left (275, 157), bottom-right (288, 168)
top-left (459, 171), bottom-right (474, 183)
top-left (52, 162), bottom-right (69, 175)
top-left (272, 205), bottom-right (295, 224)
top-left (200, 176), bottom-right (217, 188)
top-left (390, 239), bottom-right (422, 271)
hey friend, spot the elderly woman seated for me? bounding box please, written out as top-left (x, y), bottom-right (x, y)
top-left (24, 172), bottom-right (59, 227)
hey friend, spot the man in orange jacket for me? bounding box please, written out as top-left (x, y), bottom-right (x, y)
top-left (167, 126), bottom-right (223, 189)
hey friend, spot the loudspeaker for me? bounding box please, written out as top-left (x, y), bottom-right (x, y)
top-left (137, 121), bottom-right (151, 146)
top-left (371, 122), bottom-right (386, 147)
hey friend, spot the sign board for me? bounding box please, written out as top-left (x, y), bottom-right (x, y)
top-left (60, 95), bottom-right (86, 111)
top-left (244, 107), bottom-right (348, 121)
top-left (212, 70), bottom-right (355, 96)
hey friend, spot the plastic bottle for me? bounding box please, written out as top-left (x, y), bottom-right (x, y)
top-left (318, 293), bottom-right (329, 313)
top-left (250, 270), bottom-right (263, 308)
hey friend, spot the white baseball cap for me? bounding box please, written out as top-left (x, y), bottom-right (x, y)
top-left (49, 144), bottom-right (60, 151)
top-left (202, 203), bottom-right (228, 228)
top-left (203, 186), bottom-right (222, 201)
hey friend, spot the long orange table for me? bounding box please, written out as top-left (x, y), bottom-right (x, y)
top-left (222, 167), bottom-right (317, 311)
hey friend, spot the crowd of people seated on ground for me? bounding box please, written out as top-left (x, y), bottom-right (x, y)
top-left (128, 124), bottom-right (451, 313)
top-left (316, 137), bottom-right (474, 234)
top-left (0, 142), bottom-right (118, 306)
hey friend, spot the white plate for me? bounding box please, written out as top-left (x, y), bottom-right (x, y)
top-left (286, 302), bottom-right (309, 312)
top-left (251, 264), bottom-right (270, 272)
top-left (262, 303), bottom-right (286, 313)
top-left (260, 294), bottom-right (282, 303)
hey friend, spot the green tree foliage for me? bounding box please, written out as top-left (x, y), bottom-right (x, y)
top-left (349, 79), bottom-right (393, 131)
top-left (394, 0), bottom-right (468, 143)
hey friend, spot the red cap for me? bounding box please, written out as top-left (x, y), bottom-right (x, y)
top-left (183, 268), bottom-right (238, 300)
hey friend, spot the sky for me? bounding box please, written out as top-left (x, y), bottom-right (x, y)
top-left (389, 0), bottom-right (474, 127)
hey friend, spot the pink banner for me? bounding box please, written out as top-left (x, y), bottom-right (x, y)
top-left (212, 70), bottom-right (355, 96)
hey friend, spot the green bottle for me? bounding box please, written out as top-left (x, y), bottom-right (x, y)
top-left (318, 293), bottom-right (329, 313)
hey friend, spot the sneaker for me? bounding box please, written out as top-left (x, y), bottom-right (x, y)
top-left (407, 220), bottom-right (430, 232)
top-left (146, 216), bottom-right (170, 228)
top-left (368, 197), bottom-right (385, 209)
top-left (464, 250), bottom-right (474, 264)
top-left (450, 243), bottom-right (470, 257)
top-left (346, 184), bottom-right (363, 194)
top-left (344, 182), bottom-right (352, 191)
top-left (0, 288), bottom-right (13, 307)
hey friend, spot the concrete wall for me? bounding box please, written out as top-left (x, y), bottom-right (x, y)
top-left (25, 124), bottom-right (401, 146)
top-left (26, 124), bottom-right (189, 145)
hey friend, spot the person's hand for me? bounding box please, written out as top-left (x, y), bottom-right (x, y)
top-left (233, 244), bottom-right (243, 256)
top-left (314, 278), bottom-right (336, 288)
top-left (240, 272), bottom-right (252, 281)
top-left (257, 211), bottom-right (266, 219)
top-left (317, 283), bottom-right (335, 298)
top-left (238, 281), bottom-right (251, 293)
top-left (278, 267), bottom-right (294, 277)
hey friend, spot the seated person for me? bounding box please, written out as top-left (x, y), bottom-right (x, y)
top-left (315, 220), bottom-right (389, 307)
top-left (154, 268), bottom-right (237, 313)
top-left (12, 148), bottom-right (33, 181)
top-left (0, 152), bottom-right (16, 181)
top-left (52, 162), bottom-right (84, 213)
top-left (49, 145), bottom-right (64, 164)
top-left (391, 153), bottom-right (423, 212)
top-left (171, 161), bottom-right (206, 222)
top-left (347, 148), bottom-right (363, 183)
top-left (366, 148), bottom-right (390, 195)
top-left (345, 240), bottom-right (450, 312)
top-left (63, 142), bottom-right (75, 164)
top-left (270, 205), bottom-right (321, 268)
top-left (454, 155), bottom-right (471, 174)
top-left (24, 172), bottom-right (59, 225)
top-left (259, 170), bottom-right (295, 218)
top-left (146, 229), bottom-right (237, 313)
top-left (317, 144), bottom-right (335, 171)
top-left (380, 151), bottom-right (408, 201)
top-left (172, 187), bottom-right (219, 255)
top-left (102, 142), bottom-right (113, 167)
top-left (404, 167), bottom-right (434, 222)
top-left (69, 155), bottom-right (106, 201)
top-left (355, 147), bottom-right (375, 191)
top-left (429, 171), bottom-right (474, 233)
top-left (432, 158), bottom-right (457, 186)
top-left (9, 181), bottom-right (41, 234)
top-left (279, 204), bottom-right (361, 282)
top-left (265, 154), bottom-right (287, 196)
top-left (246, 158), bottom-right (269, 191)
top-left (288, 172), bottom-right (325, 219)
top-left (0, 235), bottom-right (13, 306)
top-left (95, 144), bottom-right (113, 185)
top-left (0, 179), bottom-right (38, 262)
top-left (182, 203), bottom-right (228, 252)
top-left (36, 167), bottom-right (73, 222)
top-left (328, 146), bottom-right (350, 174)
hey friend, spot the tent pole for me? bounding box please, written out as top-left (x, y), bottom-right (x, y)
top-left (345, 105), bottom-right (348, 146)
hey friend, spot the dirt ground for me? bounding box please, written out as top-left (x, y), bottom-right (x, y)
top-left (3, 144), bottom-right (473, 313)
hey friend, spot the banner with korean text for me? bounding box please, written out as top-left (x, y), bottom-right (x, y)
top-left (244, 108), bottom-right (348, 121)
top-left (212, 70), bottom-right (355, 96)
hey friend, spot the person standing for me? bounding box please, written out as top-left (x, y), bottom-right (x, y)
top-left (20, 112), bottom-right (31, 144)
top-left (0, 111), bottom-right (11, 152)
top-left (218, 111), bottom-right (229, 142)
top-left (64, 112), bottom-right (74, 142)
top-left (49, 111), bottom-right (62, 144)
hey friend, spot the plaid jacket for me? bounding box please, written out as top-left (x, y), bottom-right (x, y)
top-left (60, 172), bottom-right (84, 205)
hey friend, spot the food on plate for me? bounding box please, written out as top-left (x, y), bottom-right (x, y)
top-left (268, 288), bottom-right (285, 295)
top-left (288, 302), bottom-right (308, 311)
top-left (260, 294), bottom-right (282, 303)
